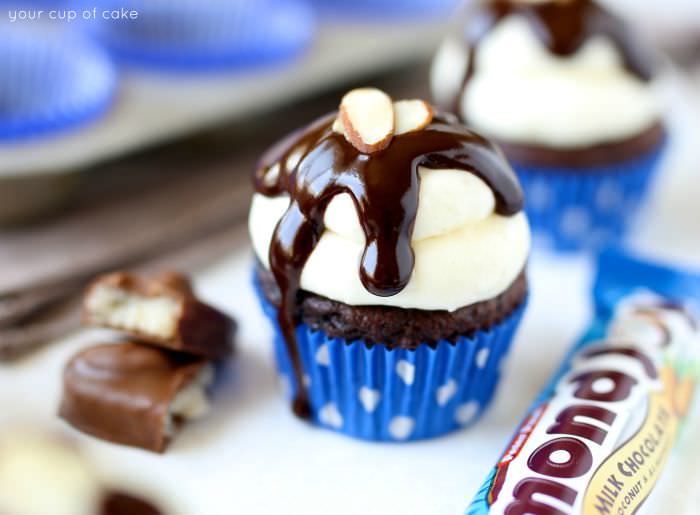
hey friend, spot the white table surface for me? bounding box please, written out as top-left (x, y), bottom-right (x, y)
top-left (1, 77), bottom-right (699, 515)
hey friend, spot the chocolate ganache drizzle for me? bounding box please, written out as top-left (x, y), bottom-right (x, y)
top-left (454, 0), bottom-right (656, 113)
top-left (254, 108), bottom-right (523, 418)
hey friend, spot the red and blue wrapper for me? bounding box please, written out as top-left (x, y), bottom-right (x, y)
top-left (468, 248), bottom-right (700, 514)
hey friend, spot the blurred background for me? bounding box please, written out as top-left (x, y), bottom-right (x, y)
top-left (0, 0), bottom-right (699, 512)
top-left (0, 0), bottom-right (699, 356)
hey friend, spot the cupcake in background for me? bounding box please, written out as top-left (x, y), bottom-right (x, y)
top-left (81, 0), bottom-right (315, 72)
top-left (249, 88), bottom-right (530, 441)
top-left (0, 27), bottom-right (116, 140)
top-left (431, 0), bottom-right (667, 251)
top-left (310, 0), bottom-right (459, 19)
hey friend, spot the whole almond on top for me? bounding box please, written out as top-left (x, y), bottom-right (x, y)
top-left (340, 88), bottom-right (395, 154)
top-left (394, 100), bottom-right (434, 136)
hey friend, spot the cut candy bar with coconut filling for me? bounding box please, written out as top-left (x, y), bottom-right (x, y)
top-left (84, 271), bottom-right (234, 360)
top-left (60, 342), bottom-right (215, 453)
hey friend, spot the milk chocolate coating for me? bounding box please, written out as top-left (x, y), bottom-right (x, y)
top-left (254, 110), bottom-right (524, 417)
top-left (83, 271), bottom-right (235, 360)
top-left (102, 492), bottom-right (163, 515)
top-left (256, 262), bottom-right (527, 348)
top-left (60, 342), bottom-right (207, 453)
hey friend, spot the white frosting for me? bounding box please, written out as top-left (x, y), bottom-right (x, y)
top-left (249, 167), bottom-right (530, 312)
top-left (431, 16), bottom-right (662, 148)
top-left (323, 168), bottom-right (496, 242)
top-left (431, 37), bottom-right (470, 111)
top-left (0, 433), bottom-right (102, 515)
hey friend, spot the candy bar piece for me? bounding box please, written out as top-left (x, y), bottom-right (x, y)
top-left (60, 342), bottom-right (214, 453)
top-left (0, 431), bottom-right (103, 515)
top-left (468, 249), bottom-right (700, 515)
top-left (83, 271), bottom-right (234, 360)
top-left (101, 492), bottom-right (162, 515)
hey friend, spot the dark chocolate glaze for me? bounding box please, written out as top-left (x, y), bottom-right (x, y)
top-left (59, 342), bottom-right (207, 453)
top-left (453, 0), bottom-right (655, 114)
top-left (254, 112), bottom-right (523, 418)
top-left (102, 492), bottom-right (163, 515)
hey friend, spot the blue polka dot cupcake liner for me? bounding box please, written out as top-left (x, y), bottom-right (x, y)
top-left (80, 0), bottom-right (315, 71)
top-left (0, 28), bottom-right (116, 140)
top-left (310, 0), bottom-right (458, 19)
top-left (514, 142), bottom-right (667, 252)
top-left (254, 276), bottom-right (526, 442)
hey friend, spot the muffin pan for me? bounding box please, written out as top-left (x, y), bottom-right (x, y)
top-left (0, 21), bottom-right (447, 224)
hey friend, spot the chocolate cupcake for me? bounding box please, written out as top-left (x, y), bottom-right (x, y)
top-left (431, 0), bottom-right (667, 250)
top-left (249, 88), bottom-right (530, 441)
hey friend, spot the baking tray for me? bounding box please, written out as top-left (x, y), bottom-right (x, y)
top-left (0, 21), bottom-right (447, 224)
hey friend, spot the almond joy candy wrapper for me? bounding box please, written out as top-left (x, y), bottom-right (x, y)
top-left (468, 248), bottom-right (700, 515)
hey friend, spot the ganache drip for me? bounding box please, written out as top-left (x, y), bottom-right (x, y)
top-left (254, 112), bottom-right (523, 418)
top-left (453, 0), bottom-right (655, 114)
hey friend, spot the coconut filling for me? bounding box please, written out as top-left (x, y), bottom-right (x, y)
top-left (166, 364), bottom-right (214, 437)
top-left (85, 284), bottom-right (182, 340)
top-left (0, 433), bottom-right (102, 515)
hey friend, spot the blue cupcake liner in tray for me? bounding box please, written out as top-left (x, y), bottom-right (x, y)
top-left (515, 141), bottom-right (667, 252)
top-left (310, 0), bottom-right (459, 19)
top-left (254, 276), bottom-right (526, 442)
top-left (0, 28), bottom-right (116, 141)
top-left (79, 0), bottom-right (315, 72)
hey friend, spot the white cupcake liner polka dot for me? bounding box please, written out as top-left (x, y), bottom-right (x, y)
top-left (257, 277), bottom-right (526, 442)
top-left (455, 401), bottom-right (480, 426)
top-left (526, 179), bottom-right (552, 212)
top-left (318, 403), bottom-right (343, 429)
top-left (436, 379), bottom-right (457, 407)
top-left (475, 348), bottom-right (490, 368)
top-left (358, 387), bottom-right (381, 413)
top-left (314, 344), bottom-right (330, 366)
top-left (560, 207), bottom-right (591, 239)
top-left (395, 360), bottom-right (416, 385)
top-left (595, 182), bottom-right (624, 212)
top-left (388, 416), bottom-right (415, 440)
